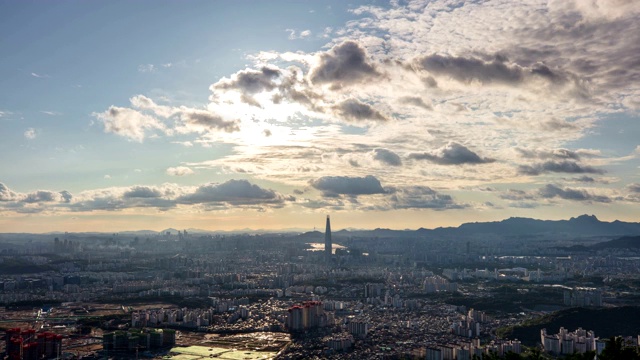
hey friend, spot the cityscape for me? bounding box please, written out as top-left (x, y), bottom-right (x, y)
top-left (1, 214), bottom-right (640, 359)
top-left (2, 0), bottom-right (640, 359)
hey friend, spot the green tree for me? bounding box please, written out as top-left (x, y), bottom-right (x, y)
top-left (599, 336), bottom-right (640, 360)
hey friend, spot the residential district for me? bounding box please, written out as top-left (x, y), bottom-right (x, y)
top-left (1, 215), bottom-right (640, 359)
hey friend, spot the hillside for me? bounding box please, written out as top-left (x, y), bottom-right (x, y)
top-left (500, 307), bottom-right (640, 346)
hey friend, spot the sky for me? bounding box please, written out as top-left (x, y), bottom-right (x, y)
top-left (1, 0), bottom-right (639, 233)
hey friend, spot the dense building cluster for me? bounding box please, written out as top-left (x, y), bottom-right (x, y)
top-left (4, 328), bottom-right (62, 360)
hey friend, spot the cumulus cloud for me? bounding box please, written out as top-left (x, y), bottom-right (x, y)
top-left (166, 166), bottom-right (195, 176)
top-left (373, 148), bottom-right (402, 166)
top-left (0, 183), bottom-right (19, 201)
top-left (177, 179), bottom-right (291, 206)
top-left (93, 106), bottom-right (166, 142)
top-left (310, 175), bottom-right (386, 197)
top-left (178, 109), bottom-right (240, 133)
top-left (309, 41), bottom-right (381, 87)
top-left (333, 99), bottom-right (389, 122)
top-left (130, 95), bottom-right (175, 118)
top-left (518, 160), bottom-right (605, 175)
top-left (409, 142), bottom-right (494, 165)
top-left (382, 186), bottom-right (463, 210)
top-left (212, 66), bottom-right (281, 106)
top-left (0, 180), bottom-right (294, 214)
top-left (123, 186), bottom-right (162, 199)
top-left (538, 184), bottom-right (612, 203)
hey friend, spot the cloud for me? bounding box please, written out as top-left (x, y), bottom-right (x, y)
top-left (22, 190), bottom-right (60, 203)
top-left (538, 184), bottom-right (612, 203)
top-left (138, 64), bottom-right (156, 73)
top-left (333, 99), bottom-right (389, 122)
top-left (381, 186), bottom-right (463, 210)
top-left (93, 106), bottom-right (166, 142)
top-left (212, 66), bottom-right (281, 99)
top-left (415, 54), bottom-right (527, 85)
top-left (500, 189), bottom-right (536, 201)
top-left (0, 183), bottom-right (19, 201)
top-left (310, 175), bottom-right (385, 196)
top-left (123, 186), bottom-right (162, 199)
top-left (309, 40), bottom-right (381, 87)
top-left (373, 148), bottom-right (402, 166)
top-left (24, 128), bottom-right (37, 139)
top-left (178, 109), bottom-right (240, 133)
top-left (409, 142), bottom-right (494, 165)
top-left (31, 72), bottom-right (49, 78)
top-left (177, 179), bottom-right (291, 206)
top-left (399, 96), bottom-right (433, 110)
top-left (515, 148), bottom-right (599, 160)
top-left (59, 190), bottom-right (72, 203)
top-left (166, 166), bottom-right (195, 176)
top-left (299, 30), bottom-right (312, 38)
top-left (518, 160), bottom-right (605, 175)
top-left (287, 29), bottom-right (312, 40)
top-left (130, 95), bottom-right (175, 118)
top-left (627, 183), bottom-right (640, 193)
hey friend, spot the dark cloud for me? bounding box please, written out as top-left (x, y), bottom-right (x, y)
top-left (213, 66), bottom-right (281, 94)
top-left (181, 110), bottom-right (240, 133)
top-left (516, 10), bottom-right (640, 95)
top-left (178, 179), bottom-right (290, 206)
top-left (310, 175), bottom-right (385, 196)
top-left (500, 189), bottom-right (536, 201)
top-left (383, 186), bottom-right (463, 210)
top-left (627, 183), bottom-right (640, 193)
top-left (334, 99), bottom-right (389, 122)
top-left (538, 184), bottom-right (611, 203)
top-left (515, 148), bottom-right (580, 160)
top-left (518, 160), bottom-right (605, 175)
top-left (123, 186), bottom-right (162, 199)
top-left (416, 54), bottom-right (524, 84)
top-left (574, 176), bottom-right (596, 183)
top-left (409, 142), bottom-right (494, 165)
top-left (69, 196), bottom-right (127, 212)
top-left (59, 190), bottom-right (72, 203)
top-left (309, 41), bottom-right (381, 86)
top-left (399, 96), bottom-right (433, 110)
top-left (373, 148), bottom-right (402, 166)
top-left (22, 191), bottom-right (58, 203)
top-left (414, 53), bottom-right (572, 89)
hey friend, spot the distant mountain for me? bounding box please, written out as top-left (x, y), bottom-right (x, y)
top-left (3, 214), bottom-right (640, 238)
top-left (434, 214), bottom-right (640, 237)
top-left (321, 214), bottom-right (640, 240)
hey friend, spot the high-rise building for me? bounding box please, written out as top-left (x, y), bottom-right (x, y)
top-left (324, 215), bottom-right (332, 260)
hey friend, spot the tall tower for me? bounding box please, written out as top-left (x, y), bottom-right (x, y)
top-left (324, 215), bottom-right (332, 260)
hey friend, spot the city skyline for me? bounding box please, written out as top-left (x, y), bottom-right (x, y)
top-left (1, 0), bottom-right (639, 233)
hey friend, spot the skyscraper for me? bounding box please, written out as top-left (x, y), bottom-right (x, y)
top-left (324, 215), bottom-right (332, 260)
